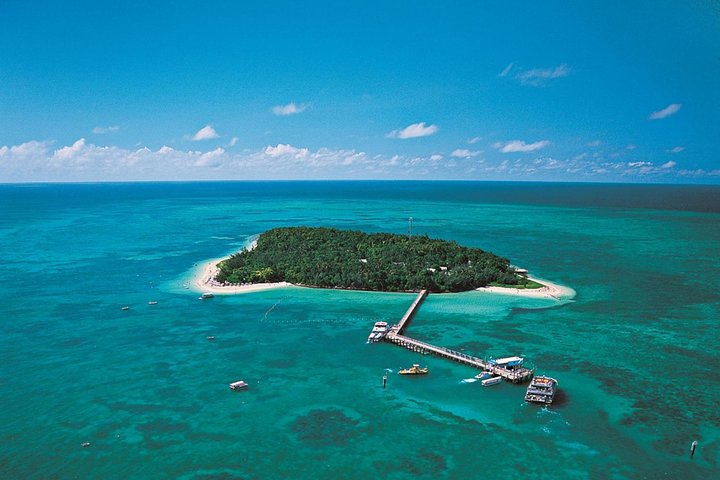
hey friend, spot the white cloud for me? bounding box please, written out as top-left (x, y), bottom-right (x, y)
top-left (192, 125), bottom-right (219, 141)
top-left (229, 137), bottom-right (239, 147)
top-left (430, 154), bottom-right (443, 161)
top-left (514, 64), bottom-right (570, 86)
top-left (661, 161), bottom-right (677, 169)
top-left (450, 149), bottom-right (481, 158)
top-left (626, 144), bottom-right (637, 150)
top-left (587, 140), bottom-right (602, 147)
top-left (92, 125), bottom-right (120, 134)
top-left (272, 102), bottom-right (309, 116)
top-left (493, 140), bottom-right (550, 153)
top-left (467, 136), bottom-right (482, 144)
top-left (264, 144), bottom-right (309, 158)
top-left (649, 103), bottom-right (682, 120)
top-left (628, 161), bottom-right (653, 168)
top-left (54, 138), bottom-right (87, 160)
top-left (668, 146), bottom-right (684, 153)
top-left (498, 63), bottom-right (514, 77)
top-left (386, 122), bottom-right (439, 139)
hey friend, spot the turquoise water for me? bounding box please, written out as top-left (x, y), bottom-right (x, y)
top-left (1, 181), bottom-right (718, 479)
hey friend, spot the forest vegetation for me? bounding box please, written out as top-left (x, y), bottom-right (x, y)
top-left (216, 227), bottom-right (537, 293)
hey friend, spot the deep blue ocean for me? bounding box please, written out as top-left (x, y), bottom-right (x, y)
top-left (1, 181), bottom-right (718, 479)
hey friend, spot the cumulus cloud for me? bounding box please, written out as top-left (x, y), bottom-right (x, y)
top-left (661, 161), bottom-right (677, 169)
top-left (54, 138), bottom-right (87, 160)
top-left (264, 144), bottom-right (309, 158)
top-left (92, 125), bottom-right (120, 134)
top-left (450, 149), bottom-right (481, 158)
top-left (430, 154), bottom-right (443, 161)
top-left (386, 122), bottom-right (439, 139)
top-left (493, 140), bottom-right (550, 153)
top-left (272, 102), bottom-right (309, 116)
top-left (649, 103), bottom-right (682, 120)
top-left (192, 125), bottom-right (219, 141)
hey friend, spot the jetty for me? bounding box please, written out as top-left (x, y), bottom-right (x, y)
top-left (379, 290), bottom-right (534, 384)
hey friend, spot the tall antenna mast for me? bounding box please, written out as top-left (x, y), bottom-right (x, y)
top-left (408, 217), bottom-right (414, 237)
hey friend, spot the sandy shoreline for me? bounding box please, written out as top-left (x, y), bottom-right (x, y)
top-left (193, 253), bottom-right (574, 300)
top-left (194, 257), bottom-right (292, 295)
top-left (475, 275), bottom-right (575, 300)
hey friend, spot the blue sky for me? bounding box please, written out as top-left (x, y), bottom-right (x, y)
top-left (1, 1), bottom-right (718, 183)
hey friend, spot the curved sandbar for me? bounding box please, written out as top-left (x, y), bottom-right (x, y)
top-left (476, 275), bottom-right (575, 300)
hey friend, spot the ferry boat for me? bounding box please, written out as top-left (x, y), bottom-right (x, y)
top-left (199, 292), bottom-right (214, 300)
top-left (367, 321), bottom-right (389, 342)
top-left (229, 380), bottom-right (248, 390)
top-left (524, 376), bottom-right (558, 404)
top-left (481, 376), bottom-right (502, 386)
top-left (398, 364), bottom-right (429, 375)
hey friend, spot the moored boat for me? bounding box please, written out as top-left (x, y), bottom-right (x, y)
top-left (367, 321), bottom-right (389, 342)
top-left (229, 380), bottom-right (248, 390)
top-left (199, 292), bottom-right (214, 300)
top-left (481, 376), bottom-right (502, 386)
top-left (524, 375), bottom-right (558, 404)
top-left (398, 364), bottom-right (429, 375)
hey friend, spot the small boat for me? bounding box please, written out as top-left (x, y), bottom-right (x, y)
top-left (229, 380), bottom-right (248, 390)
top-left (148, 301), bottom-right (158, 305)
top-left (474, 371), bottom-right (493, 380)
top-left (121, 306), bottom-right (129, 311)
top-left (398, 364), bottom-right (429, 375)
top-left (199, 292), bottom-right (214, 300)
top-left (524, 376), bottom-right (558, 404)
top-left (81, 442), bottom-right (91, 448)
top-left (481, 376), bottom-right (502, 386)
top-left (207, 335), bottom-right (216, 341)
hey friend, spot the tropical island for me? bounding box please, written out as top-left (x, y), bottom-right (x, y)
top-left (213, 226), bottom-right (542, 293)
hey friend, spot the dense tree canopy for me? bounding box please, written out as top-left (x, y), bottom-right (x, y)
top-left (216, 227), bottom-right (532, 293)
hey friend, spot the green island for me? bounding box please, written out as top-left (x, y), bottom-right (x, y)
top-left (216, 227), bottom-right (541, 293)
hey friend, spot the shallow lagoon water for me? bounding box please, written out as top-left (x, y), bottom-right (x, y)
top-left (0, 181), bottom-right (718, 479)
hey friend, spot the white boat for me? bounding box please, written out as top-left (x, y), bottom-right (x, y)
top-left (148, 301), bottom-right (158, 305)
top-left (474, 371), bottom-right (493, 380)
top-left (481, 376), bottom-right (502, 386)
top-left (524, 376), bottom-right (558, 404)
top-left (367, 321), bottom-right (389, 342)
top-left (199, 292), bottom-right (214, 300)
top-left (229, 380), bottom-right (248, 390)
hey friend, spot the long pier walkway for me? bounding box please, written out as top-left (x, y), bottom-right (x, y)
top-left (382, 290), bottom-right (534, 384)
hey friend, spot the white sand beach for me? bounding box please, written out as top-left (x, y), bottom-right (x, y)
top-left (475, 275), bottom-right (575, 300)
top-left (193, 257), bottom-right (292, 295)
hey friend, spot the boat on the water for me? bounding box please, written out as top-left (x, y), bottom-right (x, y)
top-left (229, 380), bottom-right (248, 390)
top-left (121, 306), bottom-right (129, 311)
top-left (524, 375), bottom-right (558, 404)
top-left (481, 376), bottom-right (502, 386)
top-left (474, 371), bottom-right (493, 380)
top-left (148, 301), bottom-right (158, 305)
top-left (398, 364), bottom-right (429, 375)
top-left (199, 292), bottom-right (214, 300)
top-left (367, 321), bottom-right (389, 342)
